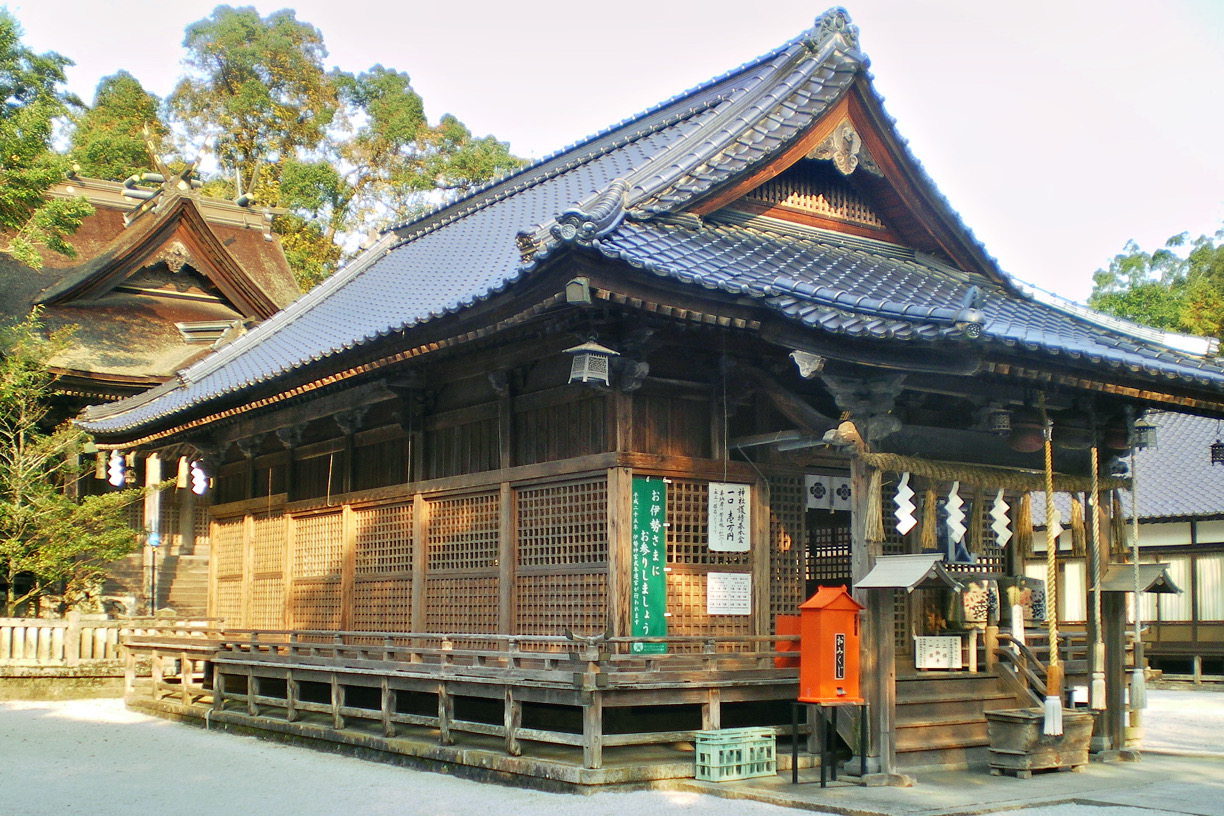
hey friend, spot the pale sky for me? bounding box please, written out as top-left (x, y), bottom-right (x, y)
top-left (9, 0), bottom-right (1224, 303)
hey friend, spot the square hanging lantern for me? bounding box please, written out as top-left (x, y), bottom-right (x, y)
top-left (564, 340), bottom-right (619, 387)
top-left (1211, 439), bottom-right (1224, 466)
top-left (987, 405), bottom-right (1012, 435)
top-left (1132, 415), bottom-right (1157, 450)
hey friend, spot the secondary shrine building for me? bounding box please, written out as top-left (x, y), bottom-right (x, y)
top-left (83, 9), bottom-right (1224, 779)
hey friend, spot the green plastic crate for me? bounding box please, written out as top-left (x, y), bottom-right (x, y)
top-left (694, 727), bottom-right (777, 781)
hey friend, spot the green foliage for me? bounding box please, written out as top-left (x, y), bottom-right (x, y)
top-left (0, 312), bottom-right (143, 614)
top-left (0, 10), bottom-right (92, 269)
top-left (167, 10), bottom-right (524, 289)
top-left (69, 71), bottom-right (168, 181)
top-left (1089, 228), bottom-right (1224, 340)
top-left (169, 5), bottom-right (338, 197)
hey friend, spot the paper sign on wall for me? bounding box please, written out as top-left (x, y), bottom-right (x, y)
top-left (708, 482), bottom-right (750, 552)
top-left (707, 572), bottom-right (752, 615)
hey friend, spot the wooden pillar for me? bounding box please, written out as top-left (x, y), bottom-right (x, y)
top-left (438, 682), bottom-right (454, 745)
top-left (276, 425), bottom-right (306, 502)
top-left (851, 456), bottom-right (892, 776)
top-left (504, 687), bottom-right (522, 756)
top-left (607, 467), bottom-right (633, 637)
top-left (498, 482), bottom-right (514, 635)
top-left (1103, 591), bottom-right (1127, 751)
top-left (340, 504), bottom-right (356, 631)
top-left (412, 494), bottom-right (428, 633)
top-left (752, 479), bottom-right (770, 638)
top-left (241, 514), bottom-right (254, 628)
top-left (382, 677), bottom-right (395, 737)
top-left (582, 691), bottom-right (604, 769)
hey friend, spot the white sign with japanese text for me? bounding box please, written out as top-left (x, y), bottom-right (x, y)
top-left (707, 571), bottom-right (752, 615)
top-left (708, 482), bottom-right (750, 552)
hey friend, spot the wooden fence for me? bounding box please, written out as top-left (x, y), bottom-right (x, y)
top-left (0, 614), bottom-right (220, 667)
top-left (124, 629), bottom-right (801, 770)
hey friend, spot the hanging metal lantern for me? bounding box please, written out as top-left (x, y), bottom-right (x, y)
top-left (564, 340), bottom-right (619, 387)
top-left (1132, 415), bottom-right (1157, 450)
top-left (1211, 439), bottom-right (1224, 466)
top-left (986, 404), bottom-right (1012, 435)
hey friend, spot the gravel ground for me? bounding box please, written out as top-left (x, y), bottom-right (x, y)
top-left (0, 688), bottom-right (1219, 816)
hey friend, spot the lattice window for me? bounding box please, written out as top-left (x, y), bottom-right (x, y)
top-left (251, 514), bottom-right (286, 573)
top-left (424, 576), bottom-right (497, 633)
top-left (666, 480), bottom-right (750, 567)
top-left (289, 579), bottom-right (342, 630)
top-left (352, 578), bottom-right (412, 632)
top-left (214, 577), bottom-right (242, 625)
top-left (293, 511), bottom-right (343, 579)
top-left (251, 576), bottom-right (284, 629)
top-left (769, 476), bottom-right (807, 625)
top-left (517, 478), bottom-right (608, 567)
top-left (213, 519), bottom-right (245, 577)
top-left (515, 572), bottom-right (607, 637)
top-left (742, 165), bottom-right (888, 229)
top-left (425, 493), bottom-right (498, 571)
top-left (807, 514), bottom-right (852, 584)
top-left (354, 503), bottom-right (413, 575)
top-left (664, 569), bottom-right (752, 645)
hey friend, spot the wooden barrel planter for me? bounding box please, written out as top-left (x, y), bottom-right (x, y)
top-left (985, 708), bottom-right (1095, 778)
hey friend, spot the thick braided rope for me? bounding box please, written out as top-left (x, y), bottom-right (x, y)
top-left (1041, 397), bottom-right (1059, 673)
top-left (859, 452), bottom-right (1129, 493)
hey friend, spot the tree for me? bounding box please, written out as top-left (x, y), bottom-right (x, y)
top-left (69, 71), bottom-right (168, 181)
top-left (0, 312), bottom-right (144, 615)
top-left (1089, 228), bottom-right (1224, 340)
top-left (168, 9), bottom-right (523, 288)
top-left (0, 10), bottom-right (92, 269)
top-left (168, 5), bottom-right (338, 199)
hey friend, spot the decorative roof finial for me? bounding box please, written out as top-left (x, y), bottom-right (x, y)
top-left (805, 7), bottom-right (859, 53)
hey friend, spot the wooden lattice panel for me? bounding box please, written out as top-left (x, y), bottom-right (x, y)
top-left (250, 576), bottom-right (285, 629)
top-left (293, 511), bottom-right (343, 579)
top-left (251, 514), bottom-right (286, 573)
top-left (160, 499), bottom-right (181, 549)
top-left (289, 578), bottom-right (342, 630)
top-left (664, 569), bottom-right (752, 645)
top-left (212, 519), bottom-right (245, 577)
top-left (517, 478), bottom-right (608, 567)
top-left (194, 502), bottom-right (210, 550)
top-left (666, 480), bottom-right (750, 567)
top-left (425, 493), bottom-right (499, 571)
top-left (214, 577), bottom-right (242, 625)
top-left (743, 167), bottom-right (888, 229)
top-left (769, 476), bottom-right (807, 625)
top-left (354, 503), bottom-right (413, 575)
top-left (424, 576), bottom-right (497, 633)
top-left (514, 572), bottom-right (607, 636)
top-left (352, 578), bottom-right (412, 632)
top-left (807, 515), bottom-right (852, 584)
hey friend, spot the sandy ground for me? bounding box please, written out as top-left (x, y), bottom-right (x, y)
top-left (0, 688), bottom-right (1219, 816)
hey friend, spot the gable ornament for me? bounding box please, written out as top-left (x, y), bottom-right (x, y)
top-left (808, 121), bottom-right (882, 177)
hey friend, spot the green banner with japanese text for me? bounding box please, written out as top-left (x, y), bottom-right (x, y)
top-left (630, 476), bottom-right (667, 653)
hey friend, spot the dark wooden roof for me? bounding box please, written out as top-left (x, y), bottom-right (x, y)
top-left (0, 176), bottom-right (299, 400)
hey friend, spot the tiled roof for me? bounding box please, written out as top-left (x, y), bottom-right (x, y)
top-left (1131, 412), bottom-right (1224, 520)
top-left (76, 10), bottom-right (1224, 439)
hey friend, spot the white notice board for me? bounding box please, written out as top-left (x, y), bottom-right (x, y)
top-left (707, 572), bottom-right (752, 615)
top-left (708, 482), bottom-right (750, 552)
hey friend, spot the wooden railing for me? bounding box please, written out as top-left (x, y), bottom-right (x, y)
top-left (0, 614), bottom-right (221, 667)
top-left (124, 628), bottom-right (801, 770)
top-left (991, 629), bottom-right (1090, 707)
